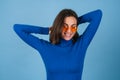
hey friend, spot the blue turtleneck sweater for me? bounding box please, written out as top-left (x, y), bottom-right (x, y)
top-left (13, 10), bottom-right (102, 80)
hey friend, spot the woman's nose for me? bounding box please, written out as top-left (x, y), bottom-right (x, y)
top-left (66, 27), bottom-right (71, 32)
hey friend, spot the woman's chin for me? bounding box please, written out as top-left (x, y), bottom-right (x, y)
top-left (63, 37), bottom-right (72, 41)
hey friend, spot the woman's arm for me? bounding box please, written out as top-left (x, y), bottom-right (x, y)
top-left (13, 24), bottom-right (49, 50)
top-left (78, 9), bottom-right (102, 47)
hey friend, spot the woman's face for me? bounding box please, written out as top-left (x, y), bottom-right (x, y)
top-left (61, 16), bottom-right (77, 41)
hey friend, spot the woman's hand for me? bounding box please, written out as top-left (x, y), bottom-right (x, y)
top-left (49, 27), bottom-right (52, 34)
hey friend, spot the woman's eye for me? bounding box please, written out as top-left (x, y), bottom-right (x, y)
top-left (71, 26), bottom-right (77, 29)
top-left (63, 25), bottom-right (68, 29)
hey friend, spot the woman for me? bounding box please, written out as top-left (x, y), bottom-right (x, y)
top-left (14, 9), bottom-right (102, 80)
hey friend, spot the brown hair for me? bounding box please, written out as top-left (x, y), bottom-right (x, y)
top-left (50, 9), bottom-right (79, 44)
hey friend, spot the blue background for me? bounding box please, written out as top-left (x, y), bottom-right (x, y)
top-left (0, 0), bottom-right (120, 80)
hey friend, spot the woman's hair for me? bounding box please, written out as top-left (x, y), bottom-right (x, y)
top-left (50, 9), bottom-right (79, 44)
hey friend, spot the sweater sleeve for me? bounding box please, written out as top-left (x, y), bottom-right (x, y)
top-left (78, 9), bottom-right (102, 48)
top-left (13, 24), bottom-right (49, 50)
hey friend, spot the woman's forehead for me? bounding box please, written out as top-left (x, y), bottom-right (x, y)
top-left (64, 16), bottom-right (77, 25)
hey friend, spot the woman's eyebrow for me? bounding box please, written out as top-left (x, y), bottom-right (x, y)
top-left (72, 24), bottom-right (77, 26)
top-left (63, 23), bottom-right (68, 26)
top-left (63, 23), bottom-right (67, 25)
top-left (64, 23), bottom-right (77, 26)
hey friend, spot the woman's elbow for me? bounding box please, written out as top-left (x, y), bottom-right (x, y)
top-left (96, 9), bottom-right (103, 18)
top-left (13, 24), bottom-right (21, 32)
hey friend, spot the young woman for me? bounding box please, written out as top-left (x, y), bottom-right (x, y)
top-left (14, 9), bottom-right (102, 80)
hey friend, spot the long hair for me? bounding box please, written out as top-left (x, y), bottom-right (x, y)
top-left (50, 9), bottom-right (79, 44)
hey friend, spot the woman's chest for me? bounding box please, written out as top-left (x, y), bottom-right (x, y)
top-left (42, 47), bottom-right (84, 73)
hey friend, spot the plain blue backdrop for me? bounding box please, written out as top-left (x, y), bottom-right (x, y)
top-left (0, 0), bottom-right (120, 80)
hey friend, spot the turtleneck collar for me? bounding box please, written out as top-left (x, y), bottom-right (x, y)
top-left (58, 38), bottom-right (73, 47)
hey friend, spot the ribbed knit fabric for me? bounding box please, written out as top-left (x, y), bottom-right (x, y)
top-left (14, 10), bottom-right (102, 80)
